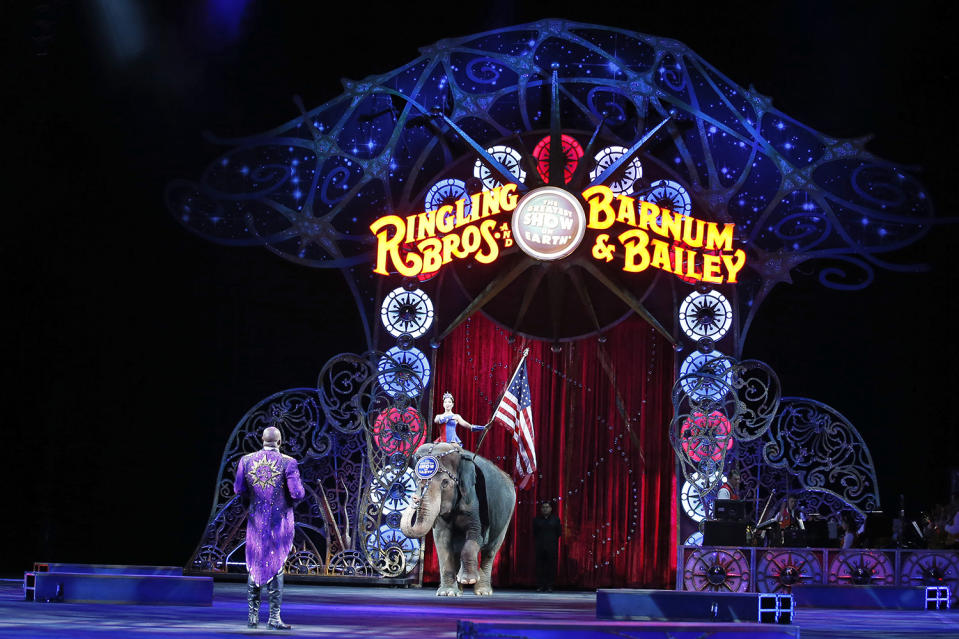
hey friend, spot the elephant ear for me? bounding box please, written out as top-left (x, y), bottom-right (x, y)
top-left (458, 454), bottom-right (490, 535)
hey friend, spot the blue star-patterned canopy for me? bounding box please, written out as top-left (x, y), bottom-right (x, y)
top-left (166, 19), bottom-right (935, 353)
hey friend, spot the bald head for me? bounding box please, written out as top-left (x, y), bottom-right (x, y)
top-left (263, 427), bottom-right (282, 447)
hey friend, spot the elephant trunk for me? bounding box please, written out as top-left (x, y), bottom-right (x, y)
top-left (400, 497), bottom-right (436, 538)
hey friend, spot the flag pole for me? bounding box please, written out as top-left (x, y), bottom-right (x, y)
top-left (475, 346), bottom-right (530, 453)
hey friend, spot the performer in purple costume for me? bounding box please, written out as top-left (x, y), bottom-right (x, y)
top-left (434, 391), bottom-right (485, 446)
top-left (234, 426), bottom-right (305, 630)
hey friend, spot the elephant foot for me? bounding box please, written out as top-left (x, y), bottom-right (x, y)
top-left (457, 566), bottom-right (479, 585)
top-left (473, 583), bottom-right (493, 596)
top-left (435, 585), bottom-right (462, 597)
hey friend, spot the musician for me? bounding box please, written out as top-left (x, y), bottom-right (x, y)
top-left (776, 495), bottom-right (804, 530)
top-left (841, 511), bottom-right (859, 549)
top-left (717, 469), bottom-right (741, 500)
top-left (941, 497), bottom-right (959, 548)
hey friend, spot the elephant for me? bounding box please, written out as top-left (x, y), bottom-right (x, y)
top-left (400, 442), bottom-right (516, 596)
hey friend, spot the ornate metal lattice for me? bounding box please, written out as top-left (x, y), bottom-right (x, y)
top-left (167, 19), bottom-right (935, 354)
top-left (670, 369), bottom-right (739, 496)
top-left (764, 397), bottom-right (880, 514)
top-left (188, 350), bottom-right (429, 581)
top-left (673, 355), bottom-right (881, 547)
top-left (683, 547), bottom-right (750, 592)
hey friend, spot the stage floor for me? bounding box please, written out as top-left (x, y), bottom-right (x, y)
top-left (1, 579), bottom-right (957, 638)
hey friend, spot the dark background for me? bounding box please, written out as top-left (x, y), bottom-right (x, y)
top-left (4, 1), bottom-right (956, 575)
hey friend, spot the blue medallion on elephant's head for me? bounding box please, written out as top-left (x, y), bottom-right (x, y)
top-left (415, 455), bottom-right (439, 480)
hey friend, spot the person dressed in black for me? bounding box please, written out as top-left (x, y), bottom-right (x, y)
top-left (533, 501), bottom-right (561, 592)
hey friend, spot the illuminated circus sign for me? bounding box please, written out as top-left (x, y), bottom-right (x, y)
top-left (370, 183), bottom-right (746, 284)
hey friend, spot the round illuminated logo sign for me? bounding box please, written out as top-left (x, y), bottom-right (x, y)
top-left (415, 455), bottom-right (439, 480)
top-left (511, 186), bottom-right (586, 261)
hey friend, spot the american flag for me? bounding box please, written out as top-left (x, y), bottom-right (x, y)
top-left (493, 359), bottom-right (536, 489)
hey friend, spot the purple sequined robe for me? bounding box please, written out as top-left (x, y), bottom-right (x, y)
top-left (234, 448), bottom-right (305, 586)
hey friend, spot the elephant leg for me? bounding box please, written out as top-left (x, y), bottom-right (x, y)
top-left (474, 526), bottom-right (508, 596)
top-left (457, 539), bottom-right (481, 586)
top-left (472, 552), bottom-right (495, 596)
top-left (432, 521), bottom-right (461, 597)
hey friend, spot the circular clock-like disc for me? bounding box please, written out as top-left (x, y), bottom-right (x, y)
top-left (425, 178), bottom-right (471, 220)
top-left (473, 145), bottom-right (525, 190)
top-left (679, 350), bottom-right (732, 401)
top-left (679, 290), bottom-right (732, 342)
top-left (377, 346), bottom-right (431, 397)
top-left (647, 179), bottom-right (692, 216)
top-left (589, 145), bottom-right (643, 194)
top-left (532, 134), bottom-right (584, 185)
top-left (681, 478), bottom-right (708, 522)
top-left (380, 287), bottom-right (434, 339)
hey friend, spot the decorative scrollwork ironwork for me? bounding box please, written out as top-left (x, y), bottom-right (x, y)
top-left (364, 524), bottom-right (419, 577)
top-left (764, 397), bottom-right (880, 513)
top-left (170, 19), bottom-right (936, 354)
top-left (726, 359), bottom-right (781, 441)
top-left (317, 354), bottom-right (375, 434)
top-left (670, 358), bottom-right (739, 496)
top-left (188, 355), bottom-right (424, 584)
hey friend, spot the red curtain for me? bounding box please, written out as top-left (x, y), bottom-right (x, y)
top-left (421, 313), bottom-right (676, 589)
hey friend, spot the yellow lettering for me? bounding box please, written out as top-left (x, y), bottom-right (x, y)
top-left (475, 219), bottom-right (500, 264)
top-left (404, 214), bottom-right (416, 244)
top-left (683, 248), bottom-right (702, 280)
top-left (441, 233), bottom-right (465, 263)
top-left (619, 229), bottom-right (651, 272)
top-left (371, 215), bottom-right (420, 276)
top-left (672, 244), bottom-right (684, 273)
top-left (722, 249), bottom-right (747, 283)
top-left (660, 208), bottom-right (682, 242)
top-left (583, 184), bottom-right (616, 229)
top-left (455, 198), bottom-right (470, 228)
top-left (418, 238), bottom-right (442, 274)
top-left (705, 222), bottom-right (735, 251)
top-left (616, 195), bottom-right (636, 226)
top-left (650, 238), bottom-right (672, 272)
top-left (681, 216), bottom-right (705, 248)
top-left (499, 183), bottom-right (518, 211)
top-left (436, 205), bottom-right (455, 234)
top-left (639, 200), bottom-right (660, 231)
top-left (416, 211), bottom-right (435, 241)
top-left (702, 253), bottom-right (723, 283)
top-left (482, 187), bottom-right (501, 218)
top-left (461, 225), bottom-right (481, 253)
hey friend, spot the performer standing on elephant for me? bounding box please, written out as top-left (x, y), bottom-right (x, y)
top-left (234, 426), bottom-right (305, 630)
top-left (533, 501), bottom-right (561, 592)
top-left (434, 391), bottom-right (486, 447)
